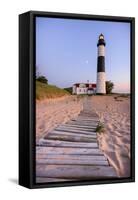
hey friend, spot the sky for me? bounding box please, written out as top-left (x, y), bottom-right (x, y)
top-left (36, 17), bottom-right (130, 93)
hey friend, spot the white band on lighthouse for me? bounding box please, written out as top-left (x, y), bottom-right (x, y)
top-left (98, 45), bottom-right (105, 57)
top-left (96, 72), bottom-right (106, 94)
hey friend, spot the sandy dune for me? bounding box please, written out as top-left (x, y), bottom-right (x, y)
top-left (36, 95), bottom-right (130, 178)
top-left (36, 96), bottom-right (83, 142)
top-left (92, 95), bottom-right (130, 177)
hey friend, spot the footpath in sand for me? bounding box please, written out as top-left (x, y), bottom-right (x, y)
top-left (36, 97), bottom-right (117, 183)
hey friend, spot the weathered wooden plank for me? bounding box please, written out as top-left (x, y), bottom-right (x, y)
top-left (67, 121), bottom-right (98, 128)
top-left (63, 123), bottom-right (97, 128)
top-left (55, 128), bottom-right (96, 135)
top-left (39, 138), bottom-right (98, 148)
top-left (36, 147), bottom-right (103, 155)
top-left (45, 134), bottom-right (97, 143)
top-left (36, 164), bottom-right (118, 179)
top-left (66, 124), bottom-right (97, 128)
top-left (76, 118), bottom-right (99, 122)
top-left (77, 117), bottom-right (98, 119)
top-left (36, 158), bottom-right (108, 166)
top-left (73, 119), bottom-right (99, 122)
top-left (37, 154), bottom-right (107, 161)
top-left (57, 127), bottom-right (96, 133)
top-left (72, 118), bottom-right (99, 121)
top-left (70, 119), bottom-right (98, 123)
top-left (60, 124), bottom-right (97, 129)
top-left (36, 177), bottom-right (75, 183)
top-left (47, 130), bottom-right (97, 139)
top-left (73, 116), bottom-right (98, 119)
top-left (67, 122), bottom-right (97, 127)
top-left (53, 129), bottom-right (96, 135)
top-left (78, 114), bottom-right (99, 117)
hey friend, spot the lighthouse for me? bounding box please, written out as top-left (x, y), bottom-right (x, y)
top-left (96, 34), bottom-right (106, 94)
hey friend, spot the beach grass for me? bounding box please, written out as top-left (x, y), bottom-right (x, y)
top-left (36, 81), bottom-right (70, 100)
top-left (95, 122), bottom-right (105, 133)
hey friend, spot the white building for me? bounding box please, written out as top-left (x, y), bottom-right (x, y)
top-left (72, 83), bottom-right (96, 95)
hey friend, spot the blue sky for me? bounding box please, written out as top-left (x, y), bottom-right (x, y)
top-left (36, 17), bottom-right (130, 93)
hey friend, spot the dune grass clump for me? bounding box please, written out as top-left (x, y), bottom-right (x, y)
top-left (114, 94), bottom-right (130, 102)
top-left (117, 94), bottom-right (130, 98)
top-left (114, 96), bottom-right (123, 102)
top-left (95, 122), bottom-right (105, 133)
top-left (36, 81), bottom-right (70, 100)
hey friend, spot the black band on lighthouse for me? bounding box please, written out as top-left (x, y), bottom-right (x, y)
top-left (97, 56), bottom-right (105, 72)
top-left (97, 39), bottom-right (106, 47)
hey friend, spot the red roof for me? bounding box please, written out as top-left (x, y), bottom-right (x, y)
top-left (92, 84), bottom-right (96, 88)
top-left (74, 83), bottom-right (80, 87)
top-left (73, 83), bottom-right (96, 88)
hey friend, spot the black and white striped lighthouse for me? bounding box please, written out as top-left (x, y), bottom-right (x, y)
top-left (96, 34), bottom-right (106, 94)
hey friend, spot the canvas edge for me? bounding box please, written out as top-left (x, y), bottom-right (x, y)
top-left (19, 10), bottom-right (135, 189)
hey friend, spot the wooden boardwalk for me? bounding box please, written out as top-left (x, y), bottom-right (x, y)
top-left (36, 97), bottom-right (117, 183)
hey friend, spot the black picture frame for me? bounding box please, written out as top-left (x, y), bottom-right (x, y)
top-left (19, 10), bottom-right (135, 189)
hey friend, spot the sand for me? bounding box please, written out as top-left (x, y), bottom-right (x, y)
top-left (36, 96), bottom-right (83, 142)
top-left (36, 95), bottom-right (130, 178)
top-left (92, 95), bottom-right (130, 177)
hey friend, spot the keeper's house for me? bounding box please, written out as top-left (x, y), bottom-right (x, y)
top-left (72, 83), bottom-right (96, 95)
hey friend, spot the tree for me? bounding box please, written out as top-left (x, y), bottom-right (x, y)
top-left (106, 81), bottom-right (114, 94)
top-left (64, 87), bottom-right (72, 94)
top-left (37, 76), bottom-right (48, 84)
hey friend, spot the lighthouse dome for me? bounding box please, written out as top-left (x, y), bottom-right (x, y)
top-left (97, 34), bottom-right (106, 47)
top-left (99, 33), bottom-right (104, 39)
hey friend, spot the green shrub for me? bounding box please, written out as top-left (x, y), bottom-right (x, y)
top-left (64, 87), bottom-right (72, 94)
top-left (95, 122), bottom-right (105, 133)
top-left (36, 76), bottom-right (48, 84)
top-left (106, 81), bottom-right (114, 94)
